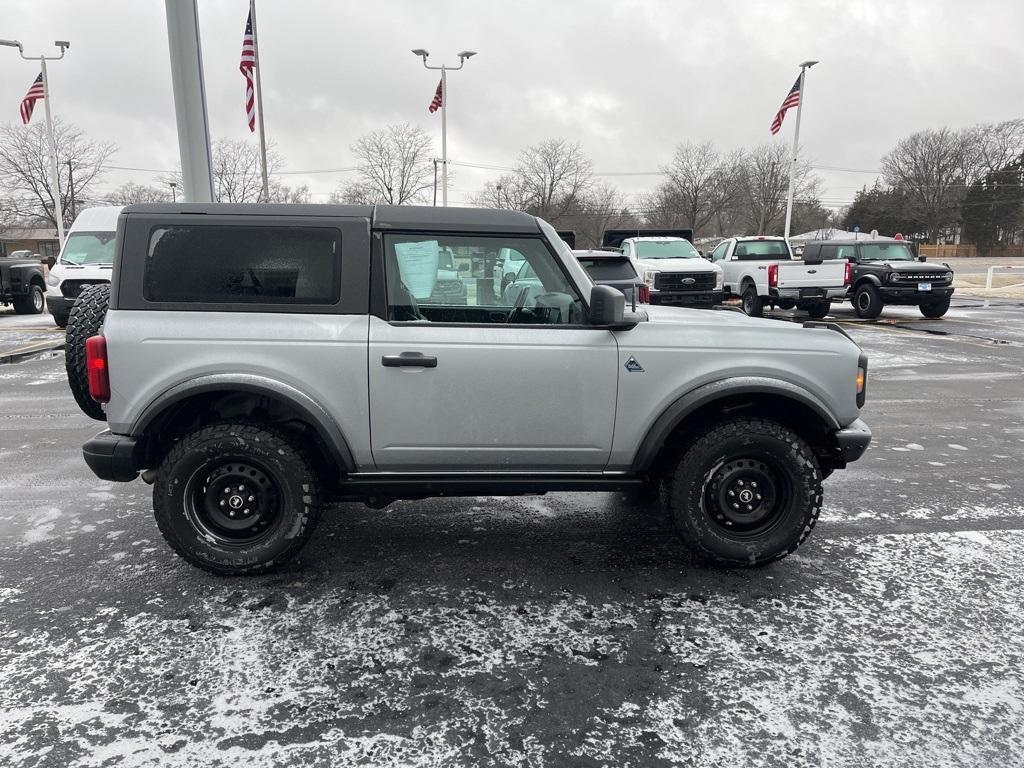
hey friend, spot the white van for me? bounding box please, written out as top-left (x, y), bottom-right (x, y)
top-left (45, 206), bottom-right (122, 328)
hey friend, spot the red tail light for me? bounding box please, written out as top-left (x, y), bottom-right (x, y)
top-left (636, 284), bottom-right (650, 304)
top-left (767, 263), bottom-right (778, 288)
top-left (844, 260), bottom-right (853, 286)
top-left (85, 335), bottom-right (110, 403)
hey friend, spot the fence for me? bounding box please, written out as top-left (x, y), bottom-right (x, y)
top-left (918, 244), bottom-right (1024, 259)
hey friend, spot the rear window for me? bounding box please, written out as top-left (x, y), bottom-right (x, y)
top-left (576, 257), bottom-right (638, 282)
top-left (733, 240), bottom-right (790, 259)
top-left (144, 226), bottom-right (340, 304)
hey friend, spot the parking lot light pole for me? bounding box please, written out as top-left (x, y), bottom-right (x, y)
top-left (0, 38), bottom-right (69, 244)
top-left (412, 49), bottom-right (477, 207)
top-left (783, 59), bottom-right (818, 241)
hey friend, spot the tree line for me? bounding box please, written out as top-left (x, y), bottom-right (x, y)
top-left (2, 117), bottom-right (1022, 251)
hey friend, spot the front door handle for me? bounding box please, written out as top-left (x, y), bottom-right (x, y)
top-left (382, 352), bottom-right (438, 368)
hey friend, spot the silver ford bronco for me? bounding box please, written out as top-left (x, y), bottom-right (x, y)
top-left (70, 204), bottom-right (870, 575)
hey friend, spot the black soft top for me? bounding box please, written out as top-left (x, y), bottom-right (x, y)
top-left (123, 203), bottom-right (541, 234)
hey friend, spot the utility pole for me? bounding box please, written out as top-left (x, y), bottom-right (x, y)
top-left (0, 38), bottom-right (70, 242)
top-left (783, 60), bottom-right (818, 241)
top-left (412, 48), bottom-right (477, 207)
top-left (66, 159), bottom-right (76, 221)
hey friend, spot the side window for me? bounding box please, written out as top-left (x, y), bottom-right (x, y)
top-left (819, 245), bottom-right (838, 260)
top-left (385, 234), bottom-right (585, 325)
top-left (835, 245), bottom-right (855, 260)
top-left (710, 242), bottom-right (728, 261)
top-left (144, 225), bottom-right (340, 304)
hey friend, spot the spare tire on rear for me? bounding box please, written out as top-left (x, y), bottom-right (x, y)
top-left (66, 283), bottom-right (110, 421)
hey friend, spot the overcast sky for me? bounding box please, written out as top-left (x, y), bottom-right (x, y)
top-left (2, 0), bottom-right (1022, 211)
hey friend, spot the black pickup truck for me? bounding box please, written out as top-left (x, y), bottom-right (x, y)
top-left (804, 239), bottom-right (954, 318)
top-left (0, 254), bottom-right (47, 314)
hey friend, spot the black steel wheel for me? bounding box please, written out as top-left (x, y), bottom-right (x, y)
top-left (153, 422), bottom-right (322, 575)
top-left (668, 417), bottom-right (822, 566)
top-left (853, 283), bottom-right (883, 319)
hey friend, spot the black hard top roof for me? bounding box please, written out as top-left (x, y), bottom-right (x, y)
top-left (123, 203), bottom-right (540, 234)
top-left (804, 239), bottom-right (908, 246)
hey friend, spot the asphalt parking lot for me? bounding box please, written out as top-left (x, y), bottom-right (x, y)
top-left (2, 297), bottom-right (1023, 767)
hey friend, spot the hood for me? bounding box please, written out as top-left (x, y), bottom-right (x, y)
top-left (634, 258), bottom-right (719, 274)
top-left (643, 304), bottom-right (761, 326)
top-left (885, 262), bottom-right (950, 273)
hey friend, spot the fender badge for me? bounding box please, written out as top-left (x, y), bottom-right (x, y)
top-left (624, 356), bottom-right (645, 373)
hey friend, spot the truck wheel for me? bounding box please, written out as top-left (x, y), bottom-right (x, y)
top-left (741, 285), bottom-right (764, 317)
top-left (65, 283), bottom-right (110, 421)
top-left (13, 284), bottom-right (45, 314)
top-left (920, 297), bottom-right (950, 318)
top-left (667, 418), bottom-right (822, 567)
top-left (853, 284), bottom-right (883, 319)
top-left (807, 301), bottom-right (830, 319)
top-left (153, 422), bottom-right (323, 576)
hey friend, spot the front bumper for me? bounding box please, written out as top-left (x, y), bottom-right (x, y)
top-left (46, 295), bottom-right (73, 316)
top-left (833, 418), bottom-right (872, 463)
top-left (83, 430), bottom-right (141, 482)
top-left (879, 285), bottom-right (954, 304)
top-left (650, 290), bottom-right (724, 306)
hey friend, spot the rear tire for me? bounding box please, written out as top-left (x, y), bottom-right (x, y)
top-left (53, 312), bottom-right (69, 329)
top-left (853, 283), bottom-right (883, 319)
top-left (920, 297), bottom-right (950, 318)
top-left (153, 422), bottom-right (323, 576)
top-left (667, 418), bottom-right (822, 567)
top-left (13, 284), bottom-right (45, 315)
top-left (741, 285), bottom-right (764, 317)
top-left (65, 283), bottom-right (110, 421)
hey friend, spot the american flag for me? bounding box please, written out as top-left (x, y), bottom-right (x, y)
top-left (428, 79), bottom-right (443, 113)
top-left (20, 73), bottom-right (45, 125)
top-left (770, 76), bottom-right (801, 135)
top-left (239, 10), bottom-right (256, 132)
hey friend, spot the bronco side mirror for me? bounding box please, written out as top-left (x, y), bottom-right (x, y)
top-left (590, 284), bottom-right (634, 329)
top-left (47, 255), bottom-right (56, 269)
top-left (918, 255), bottom-right (927, 262)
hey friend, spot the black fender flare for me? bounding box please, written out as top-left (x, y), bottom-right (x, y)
top-left (854, 274), bottom-right (883, 289)
top-left (131, 373), bottom-right (357, 473)
top-left (631, 377), bottom-right (840, 471)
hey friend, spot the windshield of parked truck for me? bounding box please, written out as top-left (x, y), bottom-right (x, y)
top-left (858, 243), bottom-right (915, 261)
top-left (634, 240), bottom-right (700, 259)
top-left (60, 231), bottom-right (116, 265)
top-left (733, 240), bottom-right (791, 259)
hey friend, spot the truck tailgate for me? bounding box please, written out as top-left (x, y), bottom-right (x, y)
top-left (776, 260), bottom-right (847, 290)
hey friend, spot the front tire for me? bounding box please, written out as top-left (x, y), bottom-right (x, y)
top-left (13, 284), bottom-right (45, 314)
top-left (741, 285), bottom-right (764, 317)
top-left (853, 283), bottom-right (883, 319)
top-left (920, 297), bottom-right (950, 318)
top-left (667, 418), bottom-right (823, 567)
top-left (153, 422), bottom-right (322, 576)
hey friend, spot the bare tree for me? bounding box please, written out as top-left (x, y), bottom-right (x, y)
top-left (881, 127), bottom-right (971, 242)
top-left (165, 138), bottom-right (307, 204)
top-left (560, 184), bottom-right (638, 249)
top-left (104, 181), bottom-right (171, 206)
top-left (335, 123), bottom-right (434, 205)
top-left (0, 118), bottom-right (115, 227)
top-left (970, 119), bottom-right (1024, 178)
top-left (735, 143), bottom-right (818, 235)
top-left (650, 141), bottom-right (742, 235)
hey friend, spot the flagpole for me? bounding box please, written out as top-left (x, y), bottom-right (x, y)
top-left (440, 65), bottom-right (448, 207)
top-left (38, 58), bottom-right (65, 244)
top-left (783, 60), bottom-right (818, 241)
top-left (249, 0), bottom-right (270, 202)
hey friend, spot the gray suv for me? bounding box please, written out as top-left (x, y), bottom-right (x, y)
top-left (72, 204), bottom-right (871, 575)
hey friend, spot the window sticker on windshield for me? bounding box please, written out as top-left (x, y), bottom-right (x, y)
top-left (394, 240), bottom-right (440, 299)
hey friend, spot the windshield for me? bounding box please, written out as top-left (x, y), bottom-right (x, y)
top-left (634, 240), bottom-right (700, 259)
top-left (60, 231), bottom-right (116, 265)
top-left (859, 243), bottom-right (915, 261)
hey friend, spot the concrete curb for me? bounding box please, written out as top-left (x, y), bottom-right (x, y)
top-left (0, 340), bottom-right (66, 365)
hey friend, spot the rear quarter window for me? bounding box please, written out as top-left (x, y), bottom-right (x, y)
top-left (143, 225), bottom-right (340, 304)
top-left (577, 258), bottom-right (638, 281)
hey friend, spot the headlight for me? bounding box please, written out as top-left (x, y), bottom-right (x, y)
top-left (887, 272), bottom-right (900, 283)
top-left (945, 272), bottom-right (953, 280)
top-left (643, 270), bottom-right (659, 288)
top-left (46, 273), bottom-right (60, 287)
top-left (714, 270), bottom-right (724, 290)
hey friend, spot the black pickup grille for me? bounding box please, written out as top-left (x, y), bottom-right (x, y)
top-left (60, 279), bottom-right (108, 299)
top-left (655, 272), bottom-right (717, 292)
top-left (892, 272), bottom-right (950, 283)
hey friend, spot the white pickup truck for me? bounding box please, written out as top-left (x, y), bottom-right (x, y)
top-left (708, 236), bottom-right (851, 318)
top-left (603, 229), bottom-right (723, 307)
